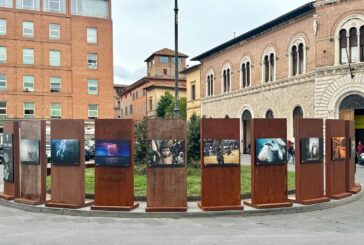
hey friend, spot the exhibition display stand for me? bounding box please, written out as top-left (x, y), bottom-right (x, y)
top-left (346, 121), bottom-right (361, 194)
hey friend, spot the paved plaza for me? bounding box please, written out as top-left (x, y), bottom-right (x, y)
top-left (0, 163), bottom-right (363, 244)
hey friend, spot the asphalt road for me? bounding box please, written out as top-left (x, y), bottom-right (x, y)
top-left (0, 164), bottom-right (363, 244)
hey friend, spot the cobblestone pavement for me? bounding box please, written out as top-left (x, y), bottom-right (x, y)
top-left (0, 164), bottom-right (363, 244)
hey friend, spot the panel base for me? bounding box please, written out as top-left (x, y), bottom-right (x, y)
top-left (349, 184), bottom-right (362, 194)
top-left (45, 200), bottom-right (94, 209)
top-left (0, 193), bottom-right (15, 201)
top-left (293, 197), bottom-right (330, 205)
top-left (14, 198), bottom-right (44, 206)
top-left (91, 203), bottom-right (139, 211)
top-left (198, 202), bottom-right (244, 211)
top-left (244, 200), bottom-right (293, 209)
top-left (145, 206), bottom-right (187, 212)
top-left (327, 192), bottom-right (352, 200)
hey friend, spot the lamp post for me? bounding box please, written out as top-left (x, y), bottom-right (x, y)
top-left (173, 0), bottom-right (180, 119)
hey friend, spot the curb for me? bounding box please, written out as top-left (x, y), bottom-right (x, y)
top-left (0, 190), bottom-right (362, 219)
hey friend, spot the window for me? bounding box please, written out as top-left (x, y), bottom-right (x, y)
top-left (0, 46), bottom-right (6, 63)
top-left (49, 50), bottom-right (60, 66)
top-left (88, 104), bottom-right (98, 118)
top-left (87, 28), bottom-right (97, 43)
top-left (43, 0), bottom-right (66, 13)
top-left (163, 69), bottom-right (168, 75)
top-left (340, 29), bottom-right (348, 64)
top-left (191, 84), bottom-right (196, 100)
top-left (23, 48), bottom-right (34, 64)
top-left (87, 53), bottom-right (97, 69)
top-left (0, 74), bottom-right (6, 90)
top-left (222, 65), bottom-right (231, 93)
top-left (16, 0), bottom-right (40, 10)
top-left (23, 75), bottom-right (34, 92)
top-left (50, 103), bottom-right (61, 118)
top-left (50, 77), bottom-right (61, 92)
top-left (129, 105), bottom-right (133, 115)
top-left (0, 19), bottom-right (6, 35)
top-left (265, 110), bottom-right (274, 119)
top-left (160, 56), bottom-right (169, 63)
top-left (88, 79), bottom-right (98, 95)
top-left (293, 106), bottom-right (303, 137)
top-left (349, 28), bottom-right (358, 62)
top-left (149, 97), bottom-right (153, 111)
top-left (361, 26), bottom-right (364, 62)
top-left (125, 106), bottom-right (128, 116)
top-left (206, 73), bottom-right (214, 97)
top-left (22, 21), bottom-right (34, 37)
top-left (0, 101), bottom-right (6, 116)
top-left (0, 0), bottom-right (13, 8)
top-left (172, 57), bottom-right (182, 64)
top-left (49, 24), bottom-right (60, 40)
top-left (23, 102), bottom-right (35, 118)
top-left (71, 0), bottom-right (110, 19)
top-left (262, 48), bottom-right (276, 82)
top-left (290, 38), bottom-right (306, 76)
top-left (241, 58), bottom-right (251, 88)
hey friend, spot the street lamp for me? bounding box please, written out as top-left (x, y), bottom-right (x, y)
top-left (173, 0), bottom-right (180, 119)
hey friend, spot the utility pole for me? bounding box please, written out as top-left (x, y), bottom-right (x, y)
top-left (173, 0), bottom-right (180, 119)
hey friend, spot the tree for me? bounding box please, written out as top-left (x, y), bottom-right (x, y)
top-left (134, 117), bottom-right (147, 164)
top-left (156, 91), bottom-right (173, 118)
top-left (165, 97), bottom-right (187, 119)
top-left (187, 113), bottom-right (200, 163)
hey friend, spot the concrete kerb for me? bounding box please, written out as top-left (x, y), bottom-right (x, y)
top-left (0, 190), bottom-right (362, 218)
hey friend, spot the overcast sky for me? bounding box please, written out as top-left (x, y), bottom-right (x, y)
top-left (112, 0), bottom-right (312, 85)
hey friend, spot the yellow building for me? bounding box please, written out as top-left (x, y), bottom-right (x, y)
top-left (181, 64), bottom-right (201, 120)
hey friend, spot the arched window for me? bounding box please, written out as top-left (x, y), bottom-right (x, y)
top-left (206, 71), bottom-right (214, 97)
top-left (265, 109), bottom-right (274, 118)
top-left (298, 43), bottom-right (304, 74)
top-left (349, 27), bottom-right (358, 62)
top-left (246, 62), bottom-right (250, 87)
top-left (262, 47), bottom-right (276, 83)
top-left (292, 46), bottom-right (297, 76)
top-left (293, 106), bottom-right (303, 137)
top-left (361, 26), bottom-right (364, 62)
top-left (222, 64), bottom-right (231, 93)
top-left (264, 56), bottom-right (269, 82)
top-left (242, 63), bottom-right (246, 88)
top-left (340, 29), bottom-right (348, 64)
top-left (240, 57), bottom-right (251, 88)
top-left (289, 37), bottom-right (306, 76)
top-left (269, 54), bottom-right (275, 82)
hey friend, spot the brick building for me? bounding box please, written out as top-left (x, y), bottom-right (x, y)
top-left (0, 0), bottom-right (114, 132)
top-left (193, 0), bottom-right (364, 153)
top-left (119, 48), bottom-right (187, 122)
top-left (181, 64), bottom-right (201, 120)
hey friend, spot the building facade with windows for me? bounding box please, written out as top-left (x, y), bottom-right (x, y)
top-left (193, 0), bottom-right (364, 153)
top-left (0, 0), bottom-right (114, 129)
top-left (119, 48), bottom-right (187, 122)
top-left (181, 64), bottom-right (201, 120)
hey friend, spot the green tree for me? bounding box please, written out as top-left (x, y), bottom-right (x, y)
top-left (134, 117), bottom-right (147, 164)
top-left (156, 91), bottom-right (173, 118)
top-left (165, 97), bottom-right (187, 119)
top-left (187, 113), bottom-right (200, 163)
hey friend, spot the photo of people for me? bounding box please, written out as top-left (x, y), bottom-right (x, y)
top-left (332, 137), bottom-right (346, 161)
top-left (301, 137), bottom-right (323, 163)
top-left (203, 139), bottom-right (240, 166)
top-left (3, 134), bottom-right (14, 183)
top-left (256, 138), bottom-right (287, 165)
top-left (20, 139), bottom-right (40, 165)
top-left (148, 139), bottom-right (185, 166)
top-left (95, 140), bottom-right (131, 167)
top-left (51, 139), bottom-right (80, 165)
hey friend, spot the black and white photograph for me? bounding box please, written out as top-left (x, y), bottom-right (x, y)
top-left (20, 139), bottom-right (40, 165)
top-left (3, 134), bottom-right (14, 183)
top-left (256, 138), bottom-right (287, 165)
top-left (203, 139), bottom-right (240, 166)
top-left (148, 139), bottom-right (185, 167)
top-left (301, 137), bottom-right (323, 163)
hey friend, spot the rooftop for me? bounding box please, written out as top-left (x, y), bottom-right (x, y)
top-left (145, 48), bottom-right (188, 62)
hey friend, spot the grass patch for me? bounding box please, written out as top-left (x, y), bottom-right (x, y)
top-left (46, 164), bottom-right (296, 196)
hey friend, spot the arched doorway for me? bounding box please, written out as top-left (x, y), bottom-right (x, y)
top-left (293, 106), bottom-right (303, 138)
top-left (242, 110), bottom-right (252, 154)
top-left (339, 94), bottom-right (364, 144)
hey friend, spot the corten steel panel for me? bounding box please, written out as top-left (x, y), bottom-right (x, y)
top-left (200, 119), bottom-right (242, 210)
top-left (47, 120), bottom-right (85, 208)
top-left (325, 119), bottom-right (351, 199)
top-left (346, 121), bottom-right (361, 194)
top-left (248, 119), bottom-right (292, 208)
top-left (294, 119), bottom-right (329, 204)
top-left (146, 119), bottom-right (187, 211)
top-left (15, 121), bottom-right (46, 205)
top-left (0, 121), bottom-right (20, 200)
top-left (93, 119), bottom-right (138, 211)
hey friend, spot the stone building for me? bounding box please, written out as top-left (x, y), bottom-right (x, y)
top-left (192, 0), bottom-right (364, 153)
top-left (119, 48), bottom-right (187, 122)
top-left (113, 84), bottom-right (127, 118)
top-left (0, 0), bottom-right (114, 132)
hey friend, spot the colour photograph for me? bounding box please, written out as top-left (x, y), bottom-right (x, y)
top-left (3, 134), bottom-right (14, 183)
top-left (95, 140), bottom-right (131, 167)
top-left (256, 138), bottom-right (287, 165)
top-left (301, 137), bottom-right (323, 163)
top-left (203, 139), bottom-right (240, 166)
top-left (148, 139), bottom-right (185, 167)
top-left (332, 137), bottom-right (346, 161)
top-left (51, 139), bottom-right (80, 165)
top-left (20, 139), bottom-right (40, 165)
